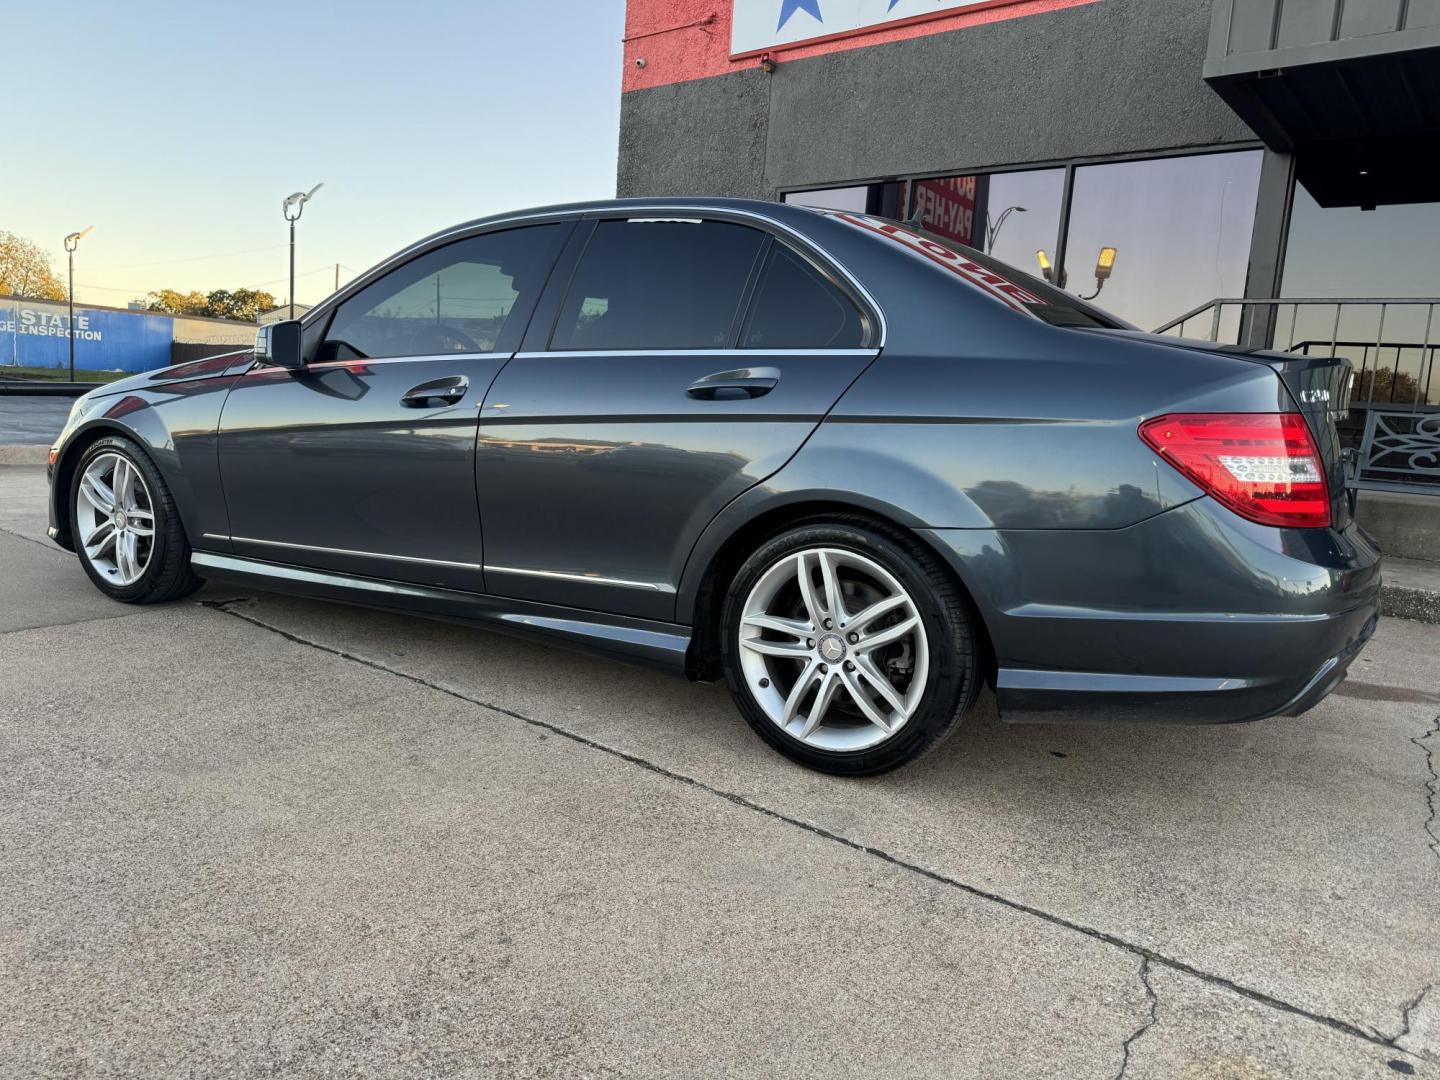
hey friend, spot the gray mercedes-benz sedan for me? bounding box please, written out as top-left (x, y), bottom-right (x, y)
top-left (46, 198), bottom-right (1381, 774)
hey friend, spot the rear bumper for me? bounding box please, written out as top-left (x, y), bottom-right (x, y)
top-left (922, 498), bottom-right (1383, 725)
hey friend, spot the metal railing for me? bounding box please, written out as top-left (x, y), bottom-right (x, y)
top-left (1154, 298), bottom-right (1440, 492)
top-left (1155, 297), bottom-right (1440, 405)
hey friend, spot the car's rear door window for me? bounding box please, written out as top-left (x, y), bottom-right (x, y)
top-left (741, 244), bottom-right (865, 349)
top-left (550, 219), bottom-right (766, 351)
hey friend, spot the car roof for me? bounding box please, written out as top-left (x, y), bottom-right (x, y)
top-left (399, 197), bottom-right (818, 250)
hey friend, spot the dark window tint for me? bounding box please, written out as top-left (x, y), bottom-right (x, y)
top-left (551, 220), bottom-right (765, 351)
top-left (319, 224), bottom-right (565, 361)
top-left (743, 245), bottom-right (864, 349)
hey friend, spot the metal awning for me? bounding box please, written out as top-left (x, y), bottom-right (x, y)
top-left (1205, 0), bottom-right (1440, 207)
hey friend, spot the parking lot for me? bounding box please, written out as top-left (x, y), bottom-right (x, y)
top-left (0, 396), bottom-right (72, 448)
top-left (1, 460), bottom-right (1437, 1078)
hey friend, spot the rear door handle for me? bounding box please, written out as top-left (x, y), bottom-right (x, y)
top-left (686, 367), bottom-right (780, 401)
top-left (402, 375), bottom-right (469, 408)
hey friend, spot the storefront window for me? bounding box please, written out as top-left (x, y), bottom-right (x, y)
top-left (909, 168), bottom-right (1065, 278)
top-left (783, 183), bottom-right (906, 218)
top-left (1061, 151), bottom-right (1263, 335)
top-left (784, 153), bottom-right (1263, 339)
top-left (783, 186), bottom-right (869, 212)
top-left (1281, 189), bottom-right (1440, 405)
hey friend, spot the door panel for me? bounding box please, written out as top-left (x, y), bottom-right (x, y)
top-left (215, 220), bottom-right (574, 590)
top-left (475, 349), bottom-right (876, 619)
top-left (218, 356), bottom-right (504, 590)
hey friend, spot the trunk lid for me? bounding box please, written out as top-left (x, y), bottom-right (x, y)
top-left (1086, 330), bottom-right (1355, 528)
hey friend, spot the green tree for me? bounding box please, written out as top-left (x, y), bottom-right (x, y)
top-left (0, 231), bottom-right (67, 300)
top-left (142, 287), bottom-right (278, 322)
top-left (204, 288), bottom-right (277, 322)
top-left (142, 289), bottom-right (210, 316)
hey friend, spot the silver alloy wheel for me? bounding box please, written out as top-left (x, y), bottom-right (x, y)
top-left (738, 547), bottom-right (930, 752)
top-left (75, 453), bottom-right (155, 587)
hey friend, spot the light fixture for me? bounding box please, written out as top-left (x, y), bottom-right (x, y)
top-left (1036, 249), bottom-right (1053, 282)
top-left (282, 184), bottom-right (324, 319)
top-left (1081, 246), bottom-right (1117, 300)
top-left (1095, 246), bottom-right (1118, 281)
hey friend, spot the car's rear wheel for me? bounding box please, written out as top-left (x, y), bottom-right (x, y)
top-left (70, 435), bottom-right (204, 604)
top-left (720, 519), bottom-right (980, 776)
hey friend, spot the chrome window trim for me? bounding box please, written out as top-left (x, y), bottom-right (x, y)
top-left (300, 203), bottom-right (887, 348)
top-left (230, 535), bottom-right (480, 571)
top-left (510, 348), bottom-right (880, 360)
top-left (485, 564), bottom-right (673, 594)
top-left (246, 351), bottom-right (513, 374)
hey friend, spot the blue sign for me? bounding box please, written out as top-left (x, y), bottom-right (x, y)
top-left (1, 299), bottom-right (173, 374)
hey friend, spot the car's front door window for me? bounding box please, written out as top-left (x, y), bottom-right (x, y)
top-left (319, 225), bottom-right (567, 361)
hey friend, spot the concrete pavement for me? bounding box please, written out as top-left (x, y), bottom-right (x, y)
top-left (2, 462), bottom-right (1437, 1078)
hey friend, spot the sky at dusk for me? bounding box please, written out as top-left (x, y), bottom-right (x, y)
top-left (5, 0), bottom-right (625, 308)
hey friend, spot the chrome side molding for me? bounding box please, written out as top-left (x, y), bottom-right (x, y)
top-left (190, 551), bottom-right (691, 674)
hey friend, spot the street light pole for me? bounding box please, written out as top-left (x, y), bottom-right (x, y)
top-left (281, 184), bottom-right (324, 319)
top-left (288, 215), bottom-right (296, 319)
top-left (63, 226), bottom-right (93, 381)
top-left (986, 206), bottom-right (1026, 254)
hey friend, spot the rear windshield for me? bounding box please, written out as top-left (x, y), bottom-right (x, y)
top-left (828, 212), bottom-right (1133, 331)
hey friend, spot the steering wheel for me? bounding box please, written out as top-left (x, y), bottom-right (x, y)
top-left (407, 324), bottom-right (483, 354)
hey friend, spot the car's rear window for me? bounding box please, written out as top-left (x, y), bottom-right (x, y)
top-left (828, 212), bottom-right (1132, 331)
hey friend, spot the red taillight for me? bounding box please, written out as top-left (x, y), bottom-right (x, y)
top-left (1139, 413), bottom-right (1331, 529)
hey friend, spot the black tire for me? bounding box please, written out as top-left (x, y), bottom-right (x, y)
top-left (720, 517), bottom-right (980, 776)
top-left (69, 435), bottom-right (205, 604)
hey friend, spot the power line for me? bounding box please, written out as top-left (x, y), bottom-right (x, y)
top-left (83, 243), bottom-right (288, 272)
top-left (76, 265), bottom-right (339, 295)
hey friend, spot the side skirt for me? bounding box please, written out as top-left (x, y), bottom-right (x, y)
top-left (191, 551), bottom-right (693, 676)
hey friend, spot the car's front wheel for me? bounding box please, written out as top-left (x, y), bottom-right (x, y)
top-left (720, 519), bottom-right (980, 776)
top-left (70, 435), bottom-right (204, 604)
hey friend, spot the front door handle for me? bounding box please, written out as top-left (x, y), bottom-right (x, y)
top-left (402, 375), bottom-right (469, 408)
top-left (686, 366), bottom-right (780, 401)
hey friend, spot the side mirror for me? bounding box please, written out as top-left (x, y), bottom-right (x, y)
top-left (255, 320), bottom-right (305, 368)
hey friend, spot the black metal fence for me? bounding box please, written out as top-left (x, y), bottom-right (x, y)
top-left (1155, 298), bottom-right (1440, 493)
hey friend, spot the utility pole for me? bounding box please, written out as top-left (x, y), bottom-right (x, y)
top-left (281, 184), bottom-right (324, 319)
top-left (63, 227), bottom-right (93, 380)
top-left (335, 263), bottom-right (340, 293)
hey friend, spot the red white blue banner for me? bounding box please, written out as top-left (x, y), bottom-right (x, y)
top-left (731, 0), bottom-right (1022, 56)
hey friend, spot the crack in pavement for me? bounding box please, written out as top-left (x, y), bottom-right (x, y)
top-left (1114, 956), bottom-right (1159, 1080)
top-left (0, 610), bottom-right (155, 636)
top-left (1414, 714), bottom-right (1440, 867)
top-left (1395, 984), bottom-right (1436, 1048)
top-left (199, 597), bottom-right (1436, 1068)
top-left (0, 523), bottom-right (67, 555)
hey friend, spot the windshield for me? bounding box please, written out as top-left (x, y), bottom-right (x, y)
top-left (828, 212), bottom-right (1134, 331)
